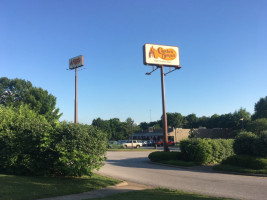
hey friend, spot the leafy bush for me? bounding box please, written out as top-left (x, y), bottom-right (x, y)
top-left (52, 122), bottom-right (107, 176)
top-left (148, 151), bottom-right (183, 162)
top-left (252, 132), bottom-right (267, 158)
top-left (247, 118), bottom-right (267, 135)
top-left (221, 155), bottom-right (267, 170)
top-left (234, 131), bottom-right (267, 157)
top-left (180, 138), bottom-right (212, 164)
top-left (180, 138), bottom-right (234, 164)
top-left (0, 105), bottom-right (53, 175)
top-left (0, 105), bottom-right (108, 176)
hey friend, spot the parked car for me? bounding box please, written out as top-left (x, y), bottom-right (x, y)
top-left (107, 141), bottom-right (124, 149)
top-left (168, 141), bottom-right (174, 146)
top-left (154, 140), bottom-right (163, 146)
top-left (142, 141), bottom-right (148, 146)
top-left (147, 140), bottom-right (154, 146)
top-left (122, 140), bottom-right (143, 148)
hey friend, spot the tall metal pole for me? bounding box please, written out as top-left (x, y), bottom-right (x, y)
top-left (160, 66), bottom-right (169, 152)
top-left (74, 67), bottom-right (78, 124)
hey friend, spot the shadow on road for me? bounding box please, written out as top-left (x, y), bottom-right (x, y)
top-left (105, 157), bottom-right (215, 175)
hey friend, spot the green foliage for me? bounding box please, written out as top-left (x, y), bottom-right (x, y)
top-left (148, 151), bottom-right (183, 162)
top-left (221, 155), bottom-right (267, 170)
top-left (139, 109), bottom-right (251, 130)
top-left (233, 131), bottom-right (267, 157)
top-left (252, 96), bottom-right (267, 120)
top-left (0, 106), bottom-right (108, 176)
top-left (0, 77), bottom-right (61, 123)
top-left (180, 139), bottom-right (213, 164)
top-left (183, 113), bottom-right (198, 128)
top-left (0, 77), bottom-right (32, 107)
top-left (0, 105), bottom-right (53, 175)
top-left (52, 122), bottom-right (107, 176)
top-left (232, 108), bottom-right (251, 129)
top-left (247, 118), bottom-right (267, 135)
top-left (166, 112), bottom-right (183, 128)
top-left (180, 138), bottom-right (234, 164)
top-left (92, 117), bottom-right (139, 140)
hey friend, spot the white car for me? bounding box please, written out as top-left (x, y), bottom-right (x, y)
top-left (122, 140), bottom-right (143, 148)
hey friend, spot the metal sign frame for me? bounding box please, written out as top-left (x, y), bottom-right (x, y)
top-left (143, 44), bottom-right (182, 152)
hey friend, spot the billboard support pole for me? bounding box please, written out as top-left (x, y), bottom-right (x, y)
top-left (74, 67), bottom-right (78, 124)
top-left (68, 55), bottom-right (84, 125)
top-left (143, 44), bottom-right (181, 152)
top-left (160, 65), bottom-right (169, 152)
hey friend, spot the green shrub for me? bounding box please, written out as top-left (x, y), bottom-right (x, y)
top-left (180, 138), bottom-right (234, 164)
top-left (247, 118), bottom-right (267, 135)
top-left (253, 132), bottom-right (267, 157)
top-left (148, 151), bottom-right (183, 162)
top-left (0, 105), bottom-right (108, 177)
top-left (221, 155), bottom-right (267, 170)
top-left (0, 105), bottom-right (53, 175)
top-left (52, 122), bottom-right (107, 176)
top-left (234, 131), bottom-right (267, 157)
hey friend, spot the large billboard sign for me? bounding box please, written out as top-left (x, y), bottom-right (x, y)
top-left (143, 44), bottom-right (180, 67)
top-left (69, 55), bottom-right (84, 69)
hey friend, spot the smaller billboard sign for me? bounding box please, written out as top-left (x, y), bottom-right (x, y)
top-left (69, 55), bottom-right (84, 69)
top-left (143, 44), bottom-right (180, 67)
top-left (149, 127), bottom-right (154, 133)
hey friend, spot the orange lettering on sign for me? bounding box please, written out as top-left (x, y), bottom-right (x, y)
top-left (149, 46), bottom-right (177, 60)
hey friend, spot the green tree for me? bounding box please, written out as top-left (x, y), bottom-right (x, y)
top-left (139, 122), bottom-right (149, 131)
top-left (0, 77), bottom-right (32, 106)
top-left (218, 113), bottom-right (234, 128)
top-left (247, 118), bottom-right (267, 135)
top-left (0, 77), bottom-right (61, 122)
top-left (197, 116), bottom-right (209, 128)
top-left (183, 114), bottom-right (198, 128)
top-left (92, 117), bottom-right (111, 138)
top-left (252, 96), bottom-right (267, 120)
top-left (109, 118), bottom-right (124, 140)
top-left (123, 117), bottom-right (135, 138)
top-left (167, 112), bottom-right (183, 128)
top-left (232, 108), bottom-right (251, 129)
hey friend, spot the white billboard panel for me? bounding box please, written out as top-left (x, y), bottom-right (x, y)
top-left (143, 44), bottom-right (180, 67)
top-left (69, 55), bottom-right (84, 69)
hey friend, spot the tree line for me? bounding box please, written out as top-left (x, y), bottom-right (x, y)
top-left (92, 97), bottom-right (267, 139)
top-left (1, 77), bottom-right (266, 140)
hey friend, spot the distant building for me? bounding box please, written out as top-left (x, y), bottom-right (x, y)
top-left (131, 127), bottom-right (233, 143)
top-left (131, 128), bottom-right (191, 143)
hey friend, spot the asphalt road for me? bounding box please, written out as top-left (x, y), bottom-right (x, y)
top-left (98, 151), bottom-right (267, 200)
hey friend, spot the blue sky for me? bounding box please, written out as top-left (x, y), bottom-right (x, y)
top-left (1, 0), bottom-right (266, 124)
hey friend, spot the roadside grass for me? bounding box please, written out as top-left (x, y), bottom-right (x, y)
top-left (0, 173), bottom-right (120, 200)
top-left (89, 188), bottom-right (234, 200)
top-left (213, 164), bottom-right (267, 175)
